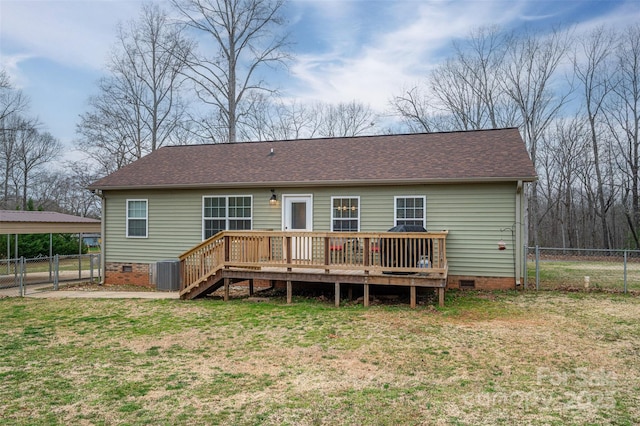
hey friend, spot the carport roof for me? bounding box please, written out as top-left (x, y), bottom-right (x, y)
top-left (0, 210), bottom-right (101, 235)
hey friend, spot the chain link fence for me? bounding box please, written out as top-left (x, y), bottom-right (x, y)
top-left (0, 254), bottom-right (101, 297)
top-left (525, 247), bottom-right (640, 293)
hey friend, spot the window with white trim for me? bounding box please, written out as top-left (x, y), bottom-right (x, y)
top-left (126, 199), bottom-right (148, 238)
top-left (331, 197), bottom-right (360, 232)
top-left (394, 196), bottom-right (426, 227)
top-left (203, 195), bottom-right (252, 239)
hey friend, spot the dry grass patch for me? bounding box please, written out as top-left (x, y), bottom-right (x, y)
top-left (0, 291), bottom-right (638, 425)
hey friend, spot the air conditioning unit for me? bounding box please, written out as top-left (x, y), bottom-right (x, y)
top-left (156, 259), bottom-right (180, 291)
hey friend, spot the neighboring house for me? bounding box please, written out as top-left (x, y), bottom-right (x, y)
top-left (89, 128), bottom-right (536, 292)
top-left (81, 233), bottom-right (101, 248)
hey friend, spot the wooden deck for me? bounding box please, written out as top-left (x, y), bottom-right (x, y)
top-left (179, 230), bottom-right (448, 307)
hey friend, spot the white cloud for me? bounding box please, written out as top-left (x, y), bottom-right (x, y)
top-left (0, 0), bottom-right (143, 71)
top-left (288, 0), bottom-right (529, 109)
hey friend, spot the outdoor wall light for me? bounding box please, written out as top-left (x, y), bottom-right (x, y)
top-left (498, 239), bottom-right (506, 250)
top-left (269, 189), bottom-right (277, 205)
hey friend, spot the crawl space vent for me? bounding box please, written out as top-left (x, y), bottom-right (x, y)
top-left (460, 280), bottom-right (475, 289)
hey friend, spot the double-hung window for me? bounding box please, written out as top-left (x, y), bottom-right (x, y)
top-left (394, 196), bottom-right (426, 227)
top-left (126, 199), bottom-right (148, 238)
top-left (203, 196), bottom-right (252, 239)
top-left (331, 197), bottom-right (360, 232)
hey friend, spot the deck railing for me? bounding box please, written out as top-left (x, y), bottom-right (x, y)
top-left (179, 230), bottom-right (448, 293)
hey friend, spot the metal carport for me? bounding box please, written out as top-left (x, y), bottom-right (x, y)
top-left (1, 210), bottom-right (101, 259)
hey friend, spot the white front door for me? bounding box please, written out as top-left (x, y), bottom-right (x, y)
top-left (283, 195), bottom-right (313, 259)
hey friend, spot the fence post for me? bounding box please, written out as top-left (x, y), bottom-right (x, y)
top-left (535, 245), bottom-right (540, 291)
top-left (624, 250), bottom-right (628, 294)
top-left (96, 253), bottom-right (102, 283)
top-left (90, 254), bottom-right (94, 283)
top-left (54, 254), bottom-right (59, 291)
top-left (19, 257), bottom-right (25, 297)
top-left (523, 244), bottom-right (528, 290)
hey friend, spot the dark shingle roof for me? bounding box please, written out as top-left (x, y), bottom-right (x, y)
top-left (89, 128), bottom-right (536, 190)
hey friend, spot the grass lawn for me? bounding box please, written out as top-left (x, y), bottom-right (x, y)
top-left (0, 291), bottom-right (639, 425)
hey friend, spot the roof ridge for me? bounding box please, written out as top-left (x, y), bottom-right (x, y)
top-left (159, 127), bottom-right (521, 149)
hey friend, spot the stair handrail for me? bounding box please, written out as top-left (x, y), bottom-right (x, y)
top-left (179, 231), bottom-right (227, 292)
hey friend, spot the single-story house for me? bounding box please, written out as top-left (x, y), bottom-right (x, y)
top-left (88, 128), bottom-right (536, 299)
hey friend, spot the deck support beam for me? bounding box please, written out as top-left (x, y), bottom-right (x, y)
top-left (335, 282), bottom-right (340, 307)
top-left (248, 279), bottom-right (254, 296)
top-left (438, 287), bottom-right (445, 307)
top-left (286, 280), bottom-right (292, 304)
top-left (224, 278), bottom-right (230, 302)
top-left (410, 286), bottom-right (416, 309)
top-left (363, 283), bottom-right (370, 307)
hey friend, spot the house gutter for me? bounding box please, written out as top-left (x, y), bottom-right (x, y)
top-left (97, 190), bottom-right (106, 285)
top-left (89, 176), bottom-right (538, 192)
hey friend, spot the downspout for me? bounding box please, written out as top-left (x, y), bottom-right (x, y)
top-left (515, 181), bottom-right (523, 287)
top-left (98, 190), bottom-right (106, 285)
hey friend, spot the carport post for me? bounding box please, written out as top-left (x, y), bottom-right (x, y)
top-left (19, 257), bottom-right (24, 297)
top-left (54, 254), bottom-right (59, 291)
top-left (49, 233), bottom-right (53, 280)
top-left (78, 232), bottom-right (83, 279)
top-left (5, 235), bottom-right (9, 274)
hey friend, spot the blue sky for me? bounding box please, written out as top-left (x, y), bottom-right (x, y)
top-left (1, 0), bottom-right (639, 162)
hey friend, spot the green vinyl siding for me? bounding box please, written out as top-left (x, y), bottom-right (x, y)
top-left (103, 183), bottom-right (520, 278)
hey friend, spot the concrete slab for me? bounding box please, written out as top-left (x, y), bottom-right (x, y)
top-left (26, 290), bottom-right (179, 299)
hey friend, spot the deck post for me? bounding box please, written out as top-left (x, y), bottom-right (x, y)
top-left (286, 280), bottom-right (292, 304)
top-left (438, 287), bottom-right (445, 307)
top-left (249, 279), bottom-right (254, 296)
top-left (224, 278), bottom-right (230, 302)
top-left (324, 238), bottom-right (330, 273)
top-left (224, 235), bottom-right (230, 268)
top-left (286, 236), bottom-right (292, 271)
top-left (335, 282), bottom-right (340, 307)
top-left (410, 286), bottom-right (416, 309)
top-left (347, 285), bottom-right (353, 301)
top-left (364, 283), bottom-right (370, 307)
top-left (363, 237), bottom-right (370, 274)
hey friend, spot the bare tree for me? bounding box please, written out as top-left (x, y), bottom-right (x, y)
top-left (313, 101), bottom-right (378, 138)
top-left (389, 86), bottom-right (444, 133)
top-left (76, 3), bottom-right (192, 173)
top-left (450, 26), bottom-right (519, 129)
top-left (0, 71), bottom-right (30, 207)
top-left (430, 58), bottom-right (487, 130)
top-left (111, 3), bottom-right (192, 151)
top-left (538, 117), bottom-right (590, 247)
top-left (502, 28), bottom-right (572, 245)
top-left (391, 27), bottom-right (518, 134)
top-left (171, 0), bottom-right (290, 143)
top-left (1, 115), bottom-right (38, 208)
top-left (606, 24), bottom-right (640, 248)
top-left (76, 82), bottom-right (143, 175)
top-left (0, 69), bottom-right (28, 122)
top-left (242, 95), bottom-right (315, 141)
top-left (14, 127), bottom-right (62, 210)
top-left (572, 26), bottom-right (618, 248)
